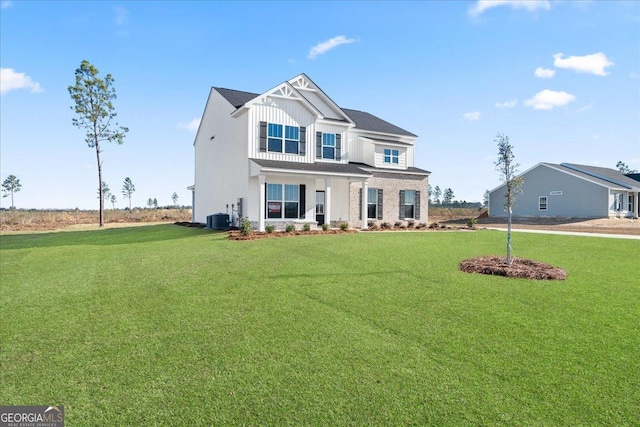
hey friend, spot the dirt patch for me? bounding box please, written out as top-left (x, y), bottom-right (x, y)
top-left (460, 256), bottom-right (567, 280)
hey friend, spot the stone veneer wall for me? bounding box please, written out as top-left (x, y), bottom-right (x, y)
top-left (348, 172), bottom-right (429, 228)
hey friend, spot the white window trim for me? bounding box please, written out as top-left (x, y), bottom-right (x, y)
top-left (539, 196), bottom-right (548, 211)
top-left (268, 123), bottom-right (299, 154)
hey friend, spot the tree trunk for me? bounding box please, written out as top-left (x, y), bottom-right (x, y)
top-left (507, 207), bottom-right (512, 265)
top-left (11, 191), bottom-right (14, 209)
top-left (96, 142), bottom-right (104, 227)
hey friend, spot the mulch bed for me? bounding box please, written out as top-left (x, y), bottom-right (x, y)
top-left (229, 229), bottom-right (358, 240)
top-left (459, 256), bottom-right (567, 280)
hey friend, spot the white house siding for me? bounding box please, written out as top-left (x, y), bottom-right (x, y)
top-left (489, 164), bottom-right (609, 218)
top-left (297, 89), bottom-right (344, 120)
top-left (194, 89), bottom-right (249, 223)
top-left (348, 172), bottom-right (429, 228)
top-left (373, 145), bottom-right (408, 170)
top-left (350, 136), bottom-right (376, 166)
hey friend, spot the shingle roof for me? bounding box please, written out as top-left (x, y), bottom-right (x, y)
top-left (559, 163), bottom-right (640, 189)
top-left (213, 87), bottom-right (258, 109)
top-left (341, 108), bottom-right (417, 137)
top-left (213, 85), bottom-right (417, 137)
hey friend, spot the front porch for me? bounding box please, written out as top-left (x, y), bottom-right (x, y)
top-left (249, 159), bottom-right (373, 231)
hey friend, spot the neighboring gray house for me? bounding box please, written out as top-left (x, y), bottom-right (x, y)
top-left (489, 163), bottom-right (640, 219)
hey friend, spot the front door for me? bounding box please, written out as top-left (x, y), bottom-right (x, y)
top-left (315, 191), bottom-right (325, 225)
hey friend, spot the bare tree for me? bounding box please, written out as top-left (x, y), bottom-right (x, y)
top-left (495, 134), bottom-right (523, 265)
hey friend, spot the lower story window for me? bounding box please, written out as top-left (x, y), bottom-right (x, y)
top-left (539, 196), bottom-right (548, 211)
top-left (629, 194), bottom-right (635, 212)
top-left (267, 183), bottom-right (299, 219)
top-left (404, 190), bottom-right (415, 219)
top-left (367, 188), bottom-right (378, 219)
top-left (613, 193), bottom-right (623, 211)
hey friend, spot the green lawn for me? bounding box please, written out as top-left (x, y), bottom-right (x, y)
top-left (1, 225), bottom-right (638, 426)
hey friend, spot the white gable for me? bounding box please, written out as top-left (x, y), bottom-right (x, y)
top-left (288, 74), bottom-right (353, 124)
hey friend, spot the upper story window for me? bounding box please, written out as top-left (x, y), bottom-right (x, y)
top-left (322, 133), bottom-right (335, 159)
top-left (268, 124), bottom-right (299, 154)
top-left (260, 122), bottom-right (306, 156)
top-left (315, 132), bottom-right (342, 161)
top-left (384, 148), bottom-right (399, 164)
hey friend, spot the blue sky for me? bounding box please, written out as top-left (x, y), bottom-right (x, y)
top-left (1, 0), bottom-right (639, 209)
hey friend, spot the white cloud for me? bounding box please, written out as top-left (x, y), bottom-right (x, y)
top-left (308, 36), bottom-right (356, 60)
top-left (553, 52), bottom-right (614, 76)
top-left (534, 67), bottom-right (556, 78)
top-left (463, 111), bottom-right (481, 121)
top-left (0, 68), bottom-right (43, 95)
top-left (495, 99), bottom-right (517, 108)
top-left (524, 89), bottom-right (575, 110)
top-left (177, 118), bottom-right (201, 132)
top-left (0, 1), bottom-right (12, 9)
top-left (469, 0), bottom-right (550, 17)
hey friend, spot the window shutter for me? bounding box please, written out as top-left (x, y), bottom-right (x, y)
top-left (358, 189), bottom-right (362, 220)
top-left (377, 189), bottom-right (383, 220)
top-left (316, 132), bottom-right (322, 159)
top-left (299, 127), bottom-right (306, 156)
top-left (259, 122), bottom-right (267, 152)
top-left (336, 134), bottom-right (342, 160)
top-left (299, 185), bottom-right (306, 219)
top-left (399, 190), bottom-right (405, 219)
top-left (415, 190), bottom-right (421, 219)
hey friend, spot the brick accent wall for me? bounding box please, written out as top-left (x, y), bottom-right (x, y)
top-left (348, 172), bottom-right (429, 228)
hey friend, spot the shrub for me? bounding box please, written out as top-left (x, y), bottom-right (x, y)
top-left (285, 224), bottom-right (295, 233)
top-left (407, 221), bottom-right (415, 228)
top-left (429, 222), bottom-right (438, 229)
top-left (302, 223), bottom-right (311, 232)
top-left (240, 217), bottom-right (253, 236)
top-left (394, 221), bottom-right (403, 228)
top-left (265, 225), bottom-right (275, 234)
top-left (368, 221), bottom-right (378, 230)
top-left (381, 222), bottom-right (391, 230)
top-left (467, 217), bottom-right (478, 229)
top-left (339, 223), bottom-right (349, 231)
top-left (321, 223), bottom-right (329, 231)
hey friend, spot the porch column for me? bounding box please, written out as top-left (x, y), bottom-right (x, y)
top-left (258, 174), bottom-right (265, 232)
top-left (361, 179), bottom-right (369, 230)
top-left (325, 178), bottom-right (332, 226)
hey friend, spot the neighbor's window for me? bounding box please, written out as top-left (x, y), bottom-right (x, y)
top-left (629, 194), bottom-right (635, 212)
top-left (322, 133), bottom-right (335, 159)
top-left (367, 188), bottom-right (378, 219)
top-left (539, 196), bottom-right (548, 211)
top-left (404, 190), bottom-right (415, 219)
top-left (614, 193), bottom-right (623, 211)
top-left (267, 184), bottom-right (299, 219)
top-left (268, 123), bottom-right (299, 154)
top-left (384, 148), bottom-right (399, 164)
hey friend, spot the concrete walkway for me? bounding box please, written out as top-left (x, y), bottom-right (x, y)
top-left (484, 227), bottom-right (640, 240)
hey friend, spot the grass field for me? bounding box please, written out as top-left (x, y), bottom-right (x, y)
top-left (1, 226), bottom-right (638, 426)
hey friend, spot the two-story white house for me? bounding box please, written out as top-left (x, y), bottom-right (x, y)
top-left (191, 74), bottom-right (430, 231)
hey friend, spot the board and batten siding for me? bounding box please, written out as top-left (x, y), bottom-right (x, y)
top-left (296, 89), bottom-right (344, 120)
top-left (373, 145), bottom-right (408, 170)
top-left (489, 164), bottom-right (609, 218)
top-left (349, 134), bottom-right (376, 166)
top-left (193, 89), bottom-right (249, 223)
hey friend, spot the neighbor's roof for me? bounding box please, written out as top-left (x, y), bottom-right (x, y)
top-left (546, 163), bottom-right (640, 190)
top-left (213, 86), bottom-right (416, 137)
